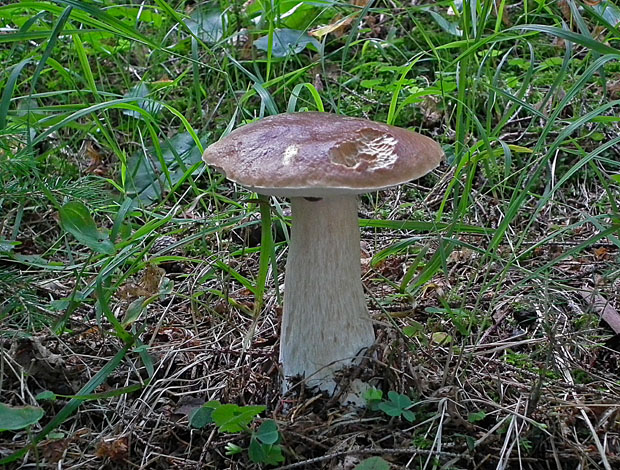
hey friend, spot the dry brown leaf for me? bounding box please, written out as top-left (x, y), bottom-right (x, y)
top-left (310, 15), bottom-right (355, 39)
top-left (96, 436), bottom-right (129, 462)
top-left (608, 80), bottom-right (620, 99)
top-left (421, 281), bottom-right (446, 298)
top-left (580, 288), bottom-right (620, 334)
top-left (593, 246), bottom-right (609, 260)
top-left (421, 95), bottom-right (443, 126)
top-left (374, 256), bottom-right (405, 280)
top-left (40, 438), bottom-right (71, 463)
top-left (141, 264), bottom-right (166, 294)
top-left (84, 140), bottom-right (107, 176)
top-left (558, 0), bottom-right (572, 23)
top-left (119, 264), bottom-right (165, 299)
top-left (310, 0), bottom-right (369, 38)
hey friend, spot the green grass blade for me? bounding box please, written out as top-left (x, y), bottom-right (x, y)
top-left (71, 33), bottom-right (98, 98)
top-left (52, 0), bottom-right (158, 47)
top-left (386, 54), bottom-right (423, 125)
top-left (0, 58), bottom-right (32, 130)
top-left (255, 195), bottom-right (274, 314)
top-left (513, 24), bottom-right (620, 55)
top-left (30, 6), bottom-right (73, 93)
top-left (287, 83), bottom-right (324, 112)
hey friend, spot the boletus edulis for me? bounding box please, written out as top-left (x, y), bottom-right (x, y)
top-left (203, 112), bottom-right (443, 393)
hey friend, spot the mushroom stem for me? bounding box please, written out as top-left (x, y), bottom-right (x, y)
top-left (280, 195), bottom-right (375, 392)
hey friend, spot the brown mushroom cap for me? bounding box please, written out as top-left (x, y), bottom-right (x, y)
top-left (202, 112), bottom-right (443, 197)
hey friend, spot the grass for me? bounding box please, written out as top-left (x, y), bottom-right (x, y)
top-left (1, 0), bottom-right (619, 468)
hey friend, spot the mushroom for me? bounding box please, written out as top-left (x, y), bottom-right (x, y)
top-left (202, 112), bottom-right (443, 392)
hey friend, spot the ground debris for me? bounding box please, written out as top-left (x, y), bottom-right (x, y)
top-left (580, 287), bottom-right (620, 334)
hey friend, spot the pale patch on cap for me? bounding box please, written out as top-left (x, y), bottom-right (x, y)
top-left (329, 128), bottom-right (399, 172)
top-left (282, 144), bottom-right (298, 166)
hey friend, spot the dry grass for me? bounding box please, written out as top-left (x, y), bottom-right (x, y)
top-left (2, 177), bottom-right (618, 469)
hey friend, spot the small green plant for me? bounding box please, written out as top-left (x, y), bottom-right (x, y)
top-left (504, 351), bottom-right (533, 369)
top-left (59, 201), bottom-right (116, 255)
top-left (412, 434), bottom-right (433, 449)
top-left (426, 306), bottom-right (476, 336)
top-left (467, 410), bottom-right (487, 423)
top-left (0, 403), bottom-right (45, 432)
top-left (354, 456), bottom-right (390, 470)
top-left (364, 389), bottom-right (417, 422)
top-left (248, 420), bottom-right (284, 466)
top-left (189, 401), bottom-right (284, 465)
top-left (362, 387), bottom-right (383, 411)
top-left (378, 391), bottom-right (415, 422)
top-left (519, 438), bottom-right (533, 452)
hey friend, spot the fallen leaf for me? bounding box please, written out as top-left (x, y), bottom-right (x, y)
top-left (41, 438), bottom-right (71, 463)
top-left (608, 80), bottom-right (620, 99)
top-left (85, 140), bottom-right (105, 175)
top-left (141, 264), bottom-right (165, 294)
top-left (421, 281), bottom-right (446, 298)
top-left (558, 0), bottom-right (572, 22)
top-left (310, 15), bottom-right (355, 39)
top-left (96, 436), bottom-right (129, 462)
top-left (119, 264), bottom-right (166, 300)
top-left (431, 331), bottom-right (452, 345)
top-left (421, 95), bottom-right (443, 126)
top-left (580, 288), bottom-right (620, 334)
top-left (593, 246), bottom-right (609, 260)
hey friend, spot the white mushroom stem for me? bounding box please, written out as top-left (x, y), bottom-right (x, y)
top-left (279, 195), bottom-right (375, 392)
